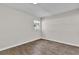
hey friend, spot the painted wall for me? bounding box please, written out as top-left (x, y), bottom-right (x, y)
top-left (42, 9), bottom-right (79, 46)
top-left (0, 5), bottom-right (40, 51)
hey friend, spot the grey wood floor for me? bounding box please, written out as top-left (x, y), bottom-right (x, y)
top-left (0, 39), bottom-right (79, 55)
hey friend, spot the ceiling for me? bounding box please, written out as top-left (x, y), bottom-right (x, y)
top-left (1, 3), bottom-right (79, 17)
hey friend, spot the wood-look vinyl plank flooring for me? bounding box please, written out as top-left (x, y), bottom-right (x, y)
top-left (0, 39), bottom-right (79, 55)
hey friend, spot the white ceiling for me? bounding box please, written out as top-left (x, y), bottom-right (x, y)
top-left (1, 3), bottom-right (79, 17)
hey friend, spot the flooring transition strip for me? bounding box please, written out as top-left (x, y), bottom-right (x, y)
top-left (0, 39), bottom-right (79, 55)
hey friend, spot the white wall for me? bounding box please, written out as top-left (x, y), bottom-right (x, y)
top-left (0, 5), bottom-right (40, 51)
top-left (42, 9), bottom-right (79, 46)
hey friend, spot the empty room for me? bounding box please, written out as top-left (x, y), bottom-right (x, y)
top-left (0, 3), bottom-right (79, 55)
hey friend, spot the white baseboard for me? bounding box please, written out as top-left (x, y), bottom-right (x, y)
top-left (0, 38), bottom-right (39, 51)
